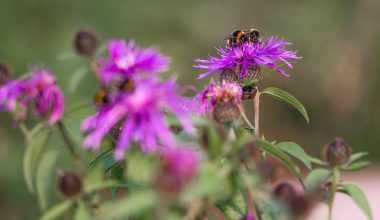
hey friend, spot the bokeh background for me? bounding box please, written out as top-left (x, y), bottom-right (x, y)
top-left (0, 0), bottom-right (379, 219)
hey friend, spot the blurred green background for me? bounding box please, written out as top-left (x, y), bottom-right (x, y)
top-left (0, 0), bottom-right (379, 219)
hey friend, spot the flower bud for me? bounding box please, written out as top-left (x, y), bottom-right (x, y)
top-left (0, 62), bottom-right (11, 85)
top-left (212, 101), bottom-right (241, 123)
top-left (58, 172), bottom-right (82, 197)
top-left (241, 214), bottom-right (255, 220)
top-left (273, 182), bottom-right (297, 203)
top-left (241, 85), bottom-right (257, 100)
top-left (322, 137), bottom-right (352, 166)
top-left (74, 29), bottom-right (99, 57)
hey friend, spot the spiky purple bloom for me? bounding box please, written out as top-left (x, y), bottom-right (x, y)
top-left (0, 79), bottom-right (26, 113)
top-left (81, 78), bottom-right (193, 160)
top-left (193, 80), bottom-right (242, 115)
top-left (0, 69), bottom-right (64, 124)
top-left (98, 40), bottom-right (170, 83)
top-left (194, 37), bottom-right (300, 79)
top-left (155, 147), bottom-right (199, 194)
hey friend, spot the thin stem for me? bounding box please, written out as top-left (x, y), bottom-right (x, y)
top-left (209, 204), bottom-right (228, 220)
top-left (18, 122), bottom-right (31, 142)
top-left (254, 88), bottom-right (261, 136)
top-left (239, 106), bottom-right (255, 130)
top-left (328, 166), bottom-right (340, 220)
top-left (89, 58), bottom-right (101, 83)
top-left (56, 120), bottom-right (85, 170)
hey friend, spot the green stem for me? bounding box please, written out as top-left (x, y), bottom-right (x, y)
top-left (18, 122), bottom-right (31, 143)
top-left (240, 106), bottom-right (255, 130)
top-left (254, 88), bottom-right (261, 136)
top-left (328, 166), bottom-right (340, 220)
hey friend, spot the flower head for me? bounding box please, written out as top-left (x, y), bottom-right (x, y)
top-left (0, 69), bottom-right (64, 124)
top-left (98, 40), bottom-right (170, 83)
top-left (194, 80), bottom-right (242, 115)
top-left (81, 78), bottom-right (193, 160)
top-left (194, 37), bottom-right (300, 79)
top-left (154, 147), bottom-right (199, 195)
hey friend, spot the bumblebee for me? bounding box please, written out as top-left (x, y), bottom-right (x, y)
top-left (116, 78), bottom-right (135, 92)
top-left (94, 88), bottom-right (110, 107)
top-left (225, 28), bottom-right (262, 47)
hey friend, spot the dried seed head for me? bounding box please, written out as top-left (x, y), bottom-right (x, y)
top-left (322, 137), bottom-right (352, 166)
top-left (212, 101), bottom-right (241, 123)
top-left (241, 85), bottom-right (257, 100)
top-left (58, 172), bottom-right (82, 197)
top-left (0, 62), bottom-right (11, 85)
top-left (74, 29), bottom-right (99, 57)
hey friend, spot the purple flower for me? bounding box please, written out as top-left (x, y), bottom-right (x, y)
top-left (98, 40), bottom-right (170, 83)
top-left (242, 214), bottom-right (255, 220)
top-left (193, 80), bottom-right (242, 115)
top-left (81, 78), bottom-right (193, 160)
top-left (0, 69), bottom-right (64, 124)
top-left (194, 37), bottom-right (301, 79)
top-left (0, 79), bottom-right (26, 112)
top-left (155, 147), bottom-right (199, 195)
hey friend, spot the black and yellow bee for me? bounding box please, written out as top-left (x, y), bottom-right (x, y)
top-left (94, 88), bottom-right (110, 107)
top-left (225, 29), bottom-right (262, 47)
top-left (115, 78), bottom-right (135, 92)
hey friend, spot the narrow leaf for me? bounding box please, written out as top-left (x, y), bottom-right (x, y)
top-left (36, 149), bottom-right (61, 210)
top-left (309, 156), bottom-right (329, 166)
top-left (276, 142), bottom-right (312, 170)
top-left (343, 183), bottom-right (373, 220)
top-left (94, 190), bottom-right (157, 219)
top-left (304, 168), bottom-right (332, 192)
top-left (68, 68), bottom-right (89, 94)
top-left (73, 201), bottom-right (91, 220)
top-left (347, 152), bottom-right (369, 165)
top-left (257, 139), bottom-right (304, 188)
top-left (110, 164), bottom-right (125, 197)
top-left (23, 128), bottom-right (50, 193)
top-left (262, 87), bottom-right (309, 123)
top-left (342, 161), bottom-right (371, 172)
top-left (40, 200), bottom-right (73, 220)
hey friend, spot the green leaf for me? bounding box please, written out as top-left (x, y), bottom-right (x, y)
top-left (110, 164), bottom-right (125, 197)
top-left (256, 139), bottom-right (304, 188)
top-left (68, 68), bottom-right (89, 94)
top-left (40, 200), bottom-right (73, 220)
top-left (341, 161), bottom-right (371, 172)
top-left (73, 201), bottom-right (91, 220)
top-left (309, 156), bottom-right (329, 166)
top-left (23, 127), bottom-right (50, 193)
top-left (36, 149), bottom-right (61, 210)
top-left (85, 180), bottom-right (126, 193)
top-left (262, 87), bottom-right (309, 123)
top-left (207, 126), bottom-right (223, 158)
top-left (84, 163), bottom-right (103, 193)
top-left (276, 142), bottom-right (312, 170)
top-left (342, 183), bottom-right (373, 220)
top-left (304, 168), bottom-right (332, 192)
top-left (347, 152), bottom-right (369, 164)
top-left (94, 190), bottom-right (157, 219)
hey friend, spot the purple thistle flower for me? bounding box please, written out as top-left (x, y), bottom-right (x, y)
top-left (81, 77), bottom-right (193, 160)
top-left (242, 214), bottom-right (256, 220)
top-left (193, 80), bottom-right (242, 115)
top-left (0, 69), bottom-right (64, 124)
top-left (0, 79), bottom-right (26, 113)
top-left (155, 147), bottom-right (199, 195)
top-left (98, 39), bottom-right (171, 83)
top-left (194, 37), bottom-right (301, 79)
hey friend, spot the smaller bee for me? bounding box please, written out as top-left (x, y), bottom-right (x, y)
top-left (115, 78), bottom-right (135, 92)
top-left (94, 88), bottom-right (110, 107)
top-left (225, 28), bottom-right (262, 47)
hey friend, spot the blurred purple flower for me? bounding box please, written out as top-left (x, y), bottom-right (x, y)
top-left (194, 37), bottom-right (300, 79)
top-left (98, 40), bottom-right (170, 83)
top-left (0, 69), bottom-right (64, 124)
top-left (0, 79), bottom-right (26, 112)
top-left (155, 147), bottom-right (199, 194)
top-left (81, 78), bottom-right (193, 160)
top-left (242, 214), bottom-right (255, 220)
top-left (193, 80), bottom-right (242, 115)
